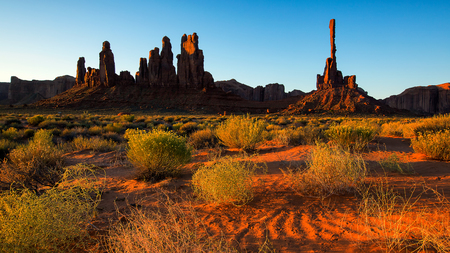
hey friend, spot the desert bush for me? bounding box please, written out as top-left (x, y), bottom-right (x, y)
top-left (188, 128), bottom-right (218, 149)
top-left (27, 115), bottom-right (45, 126)
top-left (102, 132), bottom-right (124, 143)
top-left (37, 120), bottom-right (69, 129)
top-left (325, 124), bottom-right (377, 151)
top-left (411, 130), bottom-right (450, 161)
top-left (380, 121), bottom-right (405, 137)
top-left (284, 143), bottom-right (366, 197)
top-left (379, 153), bottom-right (414, 174)
top-left (275, 128), bottom-right (303, 146)
top-left (23, 128), bottom-right (35, 139)
top-left (296, 125), bottom-right (326, 145)
top-left (88, 125), bottom-right (103, 135)
top-left (215, 114), bottom-right (266, 152)
top-left (1, 130), bottom-right (64, 190)
top-left (413, 114), bottom-right (450, 136)
top-left (178, 122), bottom-right (198, 136)
top-left (107, 191), bottom-right (236, 253)
top-left (192, 157), bottom-right (260, 205)
top-left (69, 136), bottom-right (118, 152)
top-left (0, 139), bottom-right (18, 160)
top-left (104, 123), bottom-right (124, 133)
top-left (125, 129), bottom-right (191, 180)
top-left (2, 127), bottom-right (20, 140)
top-left (0, 164), bottom-right (101, 252)
top-left (122, 114), bottom-right (135, 123)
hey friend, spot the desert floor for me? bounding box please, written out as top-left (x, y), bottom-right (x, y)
top-left (65, 136), bottom-right (450, 252)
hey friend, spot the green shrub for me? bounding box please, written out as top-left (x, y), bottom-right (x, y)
top-left (188, 128), bottom-right (218, 149)
top-left (325, 124), bottom-right (377, 151)
top-left (380, 122), bottom-right (405, 137)
top-left (122, 114), bottom-right (135, 123)
top-left (215, 114), bottom-right (266, 152)
top-left (104, 123), bottom-right (124, 133)
top-left (1, 130), bottom-right (64, 189)
top-left (102, 132), bottom-right (124, 143)
top-left (178, 122), bottom-right (198, 136)
top-left (379, 153), bottom-right (414, 174)
top-left (413, 114), bottom-right (450, 136)
top-left (0, 164), bottom-right (100, 252)
top-left (125, 129), bottom-right (192, 180)
top-left (192, 157), bottom-right (259, 205)
top-left (27, 115), bottom-right (45, 126)
top-left (296, 125), bottom-right (326, 145)
top-left (88, 125), bottom-right (103, 135)
top-left (69, 136), bottom-right (118, 152)
top-left (284, 143), bottom-right (366, 197)
top-left (23, 129), bottom-right (35, 139)
top-left (411, 130), bottom-right (450, 161)
top-left (275, 128), bottom-right (303, 146)
top-left (2, 127), bottom-right (20, 140)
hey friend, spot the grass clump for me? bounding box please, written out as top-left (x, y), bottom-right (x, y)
top-left (0, 164), bottom-right (101, 252)
top-left (0, 129), bottom-right (64, 189)
top-left (284, 143), bottom-right (366, 197)
top-left (215, 114), bottom-right (266, 152)
top-left (69, 136), bottom-right (118, 152)
top-left (107, 191), bottom-right (236, 253)
top-left (188, 128), bottom-right (218, 149)
top-left (411, 129), bottom-right (450, 160)
top-left (379, 153), bottom-right (414, 174)
top-left (192, 157), bottom-right (260, 205)
top-left (413, 114), bottom-right (450, 136)
top-left (325, 124), bottom-right (378, 151)
top-left (125, 129), bottom-right (192, 181)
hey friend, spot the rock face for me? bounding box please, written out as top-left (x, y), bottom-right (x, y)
top-left (136, 58), bottom-right (148, 85)
top-left (160, 36), bottom-right (177, 86)
top-left (7, 76), bottom-right (75, 104)
top-left (215, 79), bottom-right (305, 102)
top-left (316, 19), bottom-right (357, 90)
top-left (176, 33), bottom-right (214, 89)
top-left (76, 57), bottom-right (86, 86)
top-left (0, 82), bottom-right (10, 101)
top-left (99, 41), bottom-right (116, 86)
top-left (384, 83), bottom-right (450, 114)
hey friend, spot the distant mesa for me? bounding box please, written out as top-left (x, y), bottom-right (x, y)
top-left (384, 82), bottom-right (450, 114)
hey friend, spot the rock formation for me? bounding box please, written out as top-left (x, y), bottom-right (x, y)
top-left (76, 57), bottom-right (86, 86)
top-left (7, 76), bottom-right (75, 104)
top-left (316, 19), bottom-right (357, 90)
top-left (160, 36), bottom-right (177, 86)
top-left (177, 33), bottom-right (214, 89)
top-left (136, 58), bottom-right (148, 85)
top-left (215, 79), bottom-right (305, 102)
top-left (0, 82), bottom-right (10, 101)
top-left (99, 41), bottom-right (116, 86)
top-left (384, 83), bottom-right (450, 114)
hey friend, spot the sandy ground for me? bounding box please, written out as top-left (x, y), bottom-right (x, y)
top-left (64, 136), bottom-right (450, 252)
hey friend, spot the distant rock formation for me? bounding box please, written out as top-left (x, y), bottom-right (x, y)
top-left (76, 57), bottom-right (86, 86)
top-left (0, 82), bottom-right (10, 101)
top-left (215, 79), bottom-right (305, 102)
top-left (99, 41), bottom-right (116, 86)
top-left (316, 19), bottom-right (357, 90)
top-left (384, 83), bottom-right (450, 114)
top-left (7, 76), bottom-right (75, 104)
top-left (177, 33), bottom-right (214, 89)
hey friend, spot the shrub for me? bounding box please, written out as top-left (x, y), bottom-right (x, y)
top-left (411, 130), bottom-right (450, 161)
top-left (379, 153), bottom-right (414, 174)
top-left (88, 125), bottom-right (103, 135)
top-left (69, 136), bottom-right (118, 152)
top-left (188, 128), bottom-right (218, 149)
top-left (178, 122), bottom-right (198, 136)
top-left (122, 114), bottom-right (135, 123)
top-left (104, 123), bottom-right (124, 133)
top-left (380, 121), bottom-right (405, 137)
top-left (413, 114), bottom-right (450, 136)
top-left (2, 127), bottom-right (20, 140)
top-left (325, 124), bottom-right (377, 151)
top-left (0, 139), bottom-right (17, 160)
top-left (275, 128), bottom-right (303, 146)
top-left (296, 125), bottom-right (326, 145)
top-left (215, 114), bottom-right (266, 152)
top-left (27, 115), bottom-right (45, 126)
top-left (125, 129), bottom-right (192, 180)
top-left (1, 130), bottom-right (64, 190)
top-left (0, 164), bottom-right (101, 252)
top-left (23, 129), bottom-right (35, 139)
top-left (107, 191), bottom-right (236, 253)
top-left (192, 157), bottom-right (259, 205)
top-left (284, 143), bottom-right (366, 197)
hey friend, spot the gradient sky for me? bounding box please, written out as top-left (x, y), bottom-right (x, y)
top-left (1, 0), bottom-right (449, 99)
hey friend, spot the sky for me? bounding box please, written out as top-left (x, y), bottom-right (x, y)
top-left (0, 0), bottom-right (449, 99)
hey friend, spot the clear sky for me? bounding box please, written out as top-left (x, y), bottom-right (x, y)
top-left (0, 0), bottom-right (449, 99)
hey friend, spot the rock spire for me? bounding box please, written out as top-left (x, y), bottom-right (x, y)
top-left (76, 57), bottom-right (86, 86)
top-left (316, 19), bottom-right (357, 90)
top-left (99, 41), bottom-right (116, 86)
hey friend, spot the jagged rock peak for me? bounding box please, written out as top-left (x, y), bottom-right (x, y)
top-left (76, 57), bottom-right (86, 86)
top-left (160, 36), bottom-right (177, 86)
top-left (316, 19), bottom-right (357, 91)
top-left (99, 41), bottom-right (116, 86)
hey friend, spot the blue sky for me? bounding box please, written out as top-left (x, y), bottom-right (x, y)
top-left (0, 0), bottom-right (449, 99)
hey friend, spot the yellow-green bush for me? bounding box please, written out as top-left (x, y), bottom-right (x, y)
top-left (215, 114), bottom-right (265, 152)
top-left (1, 127), bottom-right (20, 140)
top-left (0, 165), bottom-right (100, 253)
top-left (69, 136), bottom-right (118, 152)
top-left (284, 143), bottom-right (366, 197)
top-left (27, 115), bottom-right (45, 126)
top-left (411, 130), bottom-right (450, 161)
top-left (1, 130), bottom-right (64, 189)
top-left (325, 124), bottom-right (378, 151)
top-left (188, 128), bottom-right (218, 149)
top-left (125, 129), bottom-right (191, 180)
top-left (192, 158), bottom-right (259, 205)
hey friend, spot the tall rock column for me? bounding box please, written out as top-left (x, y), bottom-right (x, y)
top-left (136, 58), bottom-right (148, 85)
top-left (160, 36), bottom-right (177, 86)
top-left (99, 41), bottom-right (116, 86)
top-left (148, 47), bottom-right (161, 85)
top-left (76, 57), bottom-right (86, 86)
top-left (176, 33), bottom-right (214, 89)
